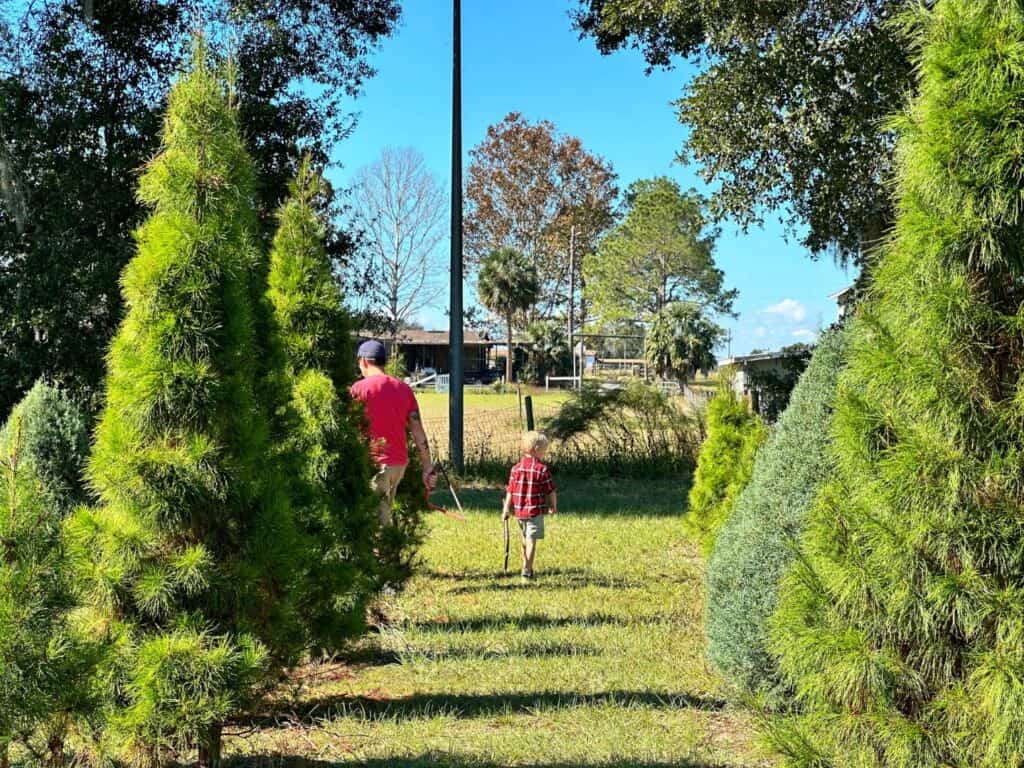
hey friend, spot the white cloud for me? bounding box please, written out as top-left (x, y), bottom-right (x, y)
top-left (754, 326), bottom-right (768, 339)
top-left (791, 328), bottom-right (817, 342)
top-left (762, 298), bottom-right (808, 324)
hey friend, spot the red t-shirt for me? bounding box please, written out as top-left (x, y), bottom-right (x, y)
top-left (349, 374), bottom-right (419, 466)
top-left (506, 456), bottom-right (556, 518)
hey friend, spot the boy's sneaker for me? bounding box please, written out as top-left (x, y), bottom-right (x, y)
top-left (520, 569), bottom-right (534, 584)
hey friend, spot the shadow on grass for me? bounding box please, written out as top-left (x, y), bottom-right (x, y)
top-left (224, 756), bottom-right (739, 768)
top-left (410, 612), bottom-right (632, 633)
top-left (242, 688), bottom-right (728, 728)
top-left (397, 640), bottom-right (600, 662)
top-left (329, 646), bottom-right (401, 668)
top-left (442, 566), bottom-right (645, 593)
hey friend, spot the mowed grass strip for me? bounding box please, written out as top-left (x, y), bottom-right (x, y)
top-left (224, 479), bottom-right (774, 768)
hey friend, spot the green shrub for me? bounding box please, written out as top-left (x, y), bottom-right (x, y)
top-left (266, 159), bottom-right (379, 649)
top-left (65, 45), bottom-right (302, 764)
top-left (0, 380), bottom-right (89, 515)
top-left (542, 380), bottom-right (702, 478)
top-left (376, 438), bottom-right (431, 589)
top-left (0, 383), bottom-right (97, 766)
top-left (684, 384), bottom-right (766, 555)
top-left (768, 3), bottom-right (1024, 764)
top-left (705, 328), bottom-right (846, 702)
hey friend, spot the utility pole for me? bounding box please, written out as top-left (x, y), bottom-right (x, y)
top-left (567, 224), bottom-right (576, 387)
top-left (448, 0), bottom-right (464, 472)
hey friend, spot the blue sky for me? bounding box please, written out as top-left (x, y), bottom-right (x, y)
top-left (330, 0), bottom-right (853, 357)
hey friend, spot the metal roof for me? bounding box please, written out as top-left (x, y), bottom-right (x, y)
top-left (719, 350), bottom-right (801, 366)
top-left (358, 329), bottom-right (500, 347)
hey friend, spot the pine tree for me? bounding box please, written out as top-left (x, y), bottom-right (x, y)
top-left (0, 381), bottom-right (90, 516)
top-left (769, 3), bottom-right (1024, 765)
top-left (684, 384), bottom-right (766, 556)
top-left (705, 329), bottom-right (846, 702)
top-left (266, 159), bottom-right (378, 651)
top-left (0, 383), bottom-right (95, 768)
top-left (375, 439), bottom-right (431, 591)
top-left (65, 44), bottom-right (302, 766)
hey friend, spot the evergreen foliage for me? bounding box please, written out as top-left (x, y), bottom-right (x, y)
top-left (684, 385), bottom-right (766, 556)
top-left (522, 321), bottom-right (572, 384)
top-left (705, 329), bottom-right (846, 701)
top-left (585, 177), bottom-right (734, 321)
top-left (768, 3), bottom-right (1024, 764)
top-left (376, 441), bottom-right (431, 590)
top-left (0, 1), bottom-right (401, 417)
top-left (266, 159), bottom-right (378, 651)
top-left (477, 248), bottom-right (540, 385)
top-left (0, 383), bottom-right (96, 766)
top-left (0, 380), bottom-right (90, 515)
top-left (64, 45), bottom-right (302, 764)
top-left (645, 302), bottom-right (722, 387)
top-left (573, 0), bottom-right (912, 263)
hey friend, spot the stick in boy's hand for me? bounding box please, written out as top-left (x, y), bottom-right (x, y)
top-left (503, 515), bottom-right (510, 574)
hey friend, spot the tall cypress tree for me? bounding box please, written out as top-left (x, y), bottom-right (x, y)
top-left (65, 43), bottom-right (302, 766)
top-left (266, 159), bottom-right (378, 651)
top-left (769, 2), bottom-right (1024, 765)
top-left (705, 328), bottom-right (846, 703)
top-left (0, 383), bottom-right (94, 768)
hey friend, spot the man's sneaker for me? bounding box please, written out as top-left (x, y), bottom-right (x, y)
top-left (520, 570), bottom-right (534, 584)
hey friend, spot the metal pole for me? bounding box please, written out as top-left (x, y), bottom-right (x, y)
top-left (448, 0), bottom-right (464, 472)
top-left (568, 224), bottom-right (576, 387)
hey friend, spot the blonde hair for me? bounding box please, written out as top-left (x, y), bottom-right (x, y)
top-left (521, 430), bottom-right (550, 454)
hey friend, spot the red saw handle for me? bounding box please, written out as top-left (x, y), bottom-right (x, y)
top-left (425, 486), bottom-right (466, 522)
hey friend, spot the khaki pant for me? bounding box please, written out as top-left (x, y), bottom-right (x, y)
top-left (373, 464), bottom-right (407, 526)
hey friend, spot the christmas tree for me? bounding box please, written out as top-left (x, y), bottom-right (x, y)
top-left (770, 2), bottom-right (1024, 764)
top-left (66, 43), bottom-right (302, 766)
top-left (0, 383), bottom-right (94, 768)
top-left (266, 159), bottom-right (378, 650)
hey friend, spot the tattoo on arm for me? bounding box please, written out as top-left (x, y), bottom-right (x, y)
top-left (409, 411), bottom-right (431, 463)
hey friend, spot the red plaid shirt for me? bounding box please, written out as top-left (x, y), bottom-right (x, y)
top-left (507, 456), bottom-right (556, 518)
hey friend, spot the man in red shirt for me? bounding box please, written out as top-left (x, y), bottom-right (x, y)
top-left (502, 431), bottom-right (557, 581)
top-left (350, 340), bottom-right (435, 525)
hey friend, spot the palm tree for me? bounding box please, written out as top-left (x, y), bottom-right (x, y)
top-left (477, 248), bottom-right (540, 385)
top-left (524, 320), bottom-right (571, 384)
top-left (645, 302), bottom-right (723, 389)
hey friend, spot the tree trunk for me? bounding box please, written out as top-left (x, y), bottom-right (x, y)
top-left (506, 315), bottom-right (514, 386)
top-left (45, 725), bottom-right (65, 768)
top-left (858, 209), bottom-right (893, 288)
top-left (197, 724), bottom-right (222, 768)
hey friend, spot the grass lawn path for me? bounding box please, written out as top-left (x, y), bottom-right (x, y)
top-left (225, 479), bottom-right (773, 768)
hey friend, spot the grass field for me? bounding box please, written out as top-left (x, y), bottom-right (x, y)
top-left (415, 390), bottom-right (568, 420)
top-left (223, 478), bottom-right (773, 768)
top-left (414, 391), bottom-right (570, 470)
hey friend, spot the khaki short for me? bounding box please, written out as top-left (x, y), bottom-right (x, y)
top-left (373, 464), bottom-right (407, 526)
top-left (518, 515), bottom-right (545, 540)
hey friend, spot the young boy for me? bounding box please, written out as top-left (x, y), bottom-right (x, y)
top-left (502, 431), bottom-right (558, 581)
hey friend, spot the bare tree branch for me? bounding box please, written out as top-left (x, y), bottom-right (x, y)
top-left (349, 147), bottom-right (446, 333)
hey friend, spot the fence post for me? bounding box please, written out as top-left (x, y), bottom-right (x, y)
top-left (524, 395), bottom-right (535, 431)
